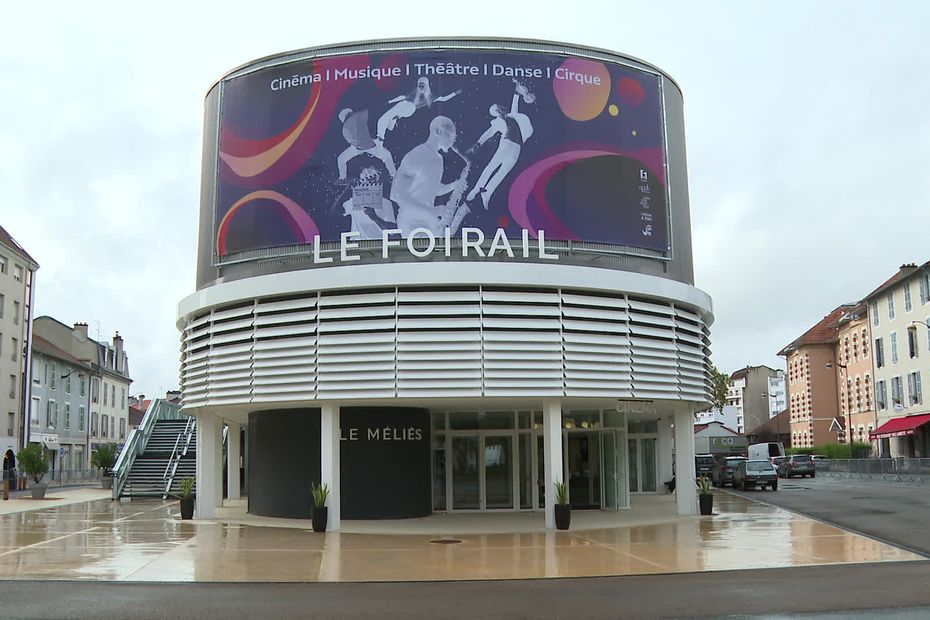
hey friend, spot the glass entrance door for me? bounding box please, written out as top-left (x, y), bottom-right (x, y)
top-left (600, 431), bottom-right (618, 511)
top-left (628, 436), bottom-right (658, 493)
top-left (484, 435), bottom-right (513, 509)
top-left (452, 436), bottom-right (480, 510)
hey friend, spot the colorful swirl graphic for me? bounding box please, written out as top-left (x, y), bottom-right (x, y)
top-left (216, 190), bottom-right (319, 256)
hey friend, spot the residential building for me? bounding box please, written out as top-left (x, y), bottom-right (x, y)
top-left (32, 317), bottom-right (132, 463)
top-left (0, 224), bottom-right (39, 460)
top-left (778, 306), bottom-right (852, 448)
top-left (727, 365), bottom-right (783, 433)
top-left (29, 335), bottom-right (92, 471)
top-left (695, 405), bottom-right (740, 431)
top-left (832, 302), bottom-right (876, 449)
top-left (865, 262), bottom-right (930, 457)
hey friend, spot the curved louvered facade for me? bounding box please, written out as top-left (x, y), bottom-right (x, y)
top-left (179, 267), bottom-right (711, 408)
top-left (181, 39), bottom-right (712, 524)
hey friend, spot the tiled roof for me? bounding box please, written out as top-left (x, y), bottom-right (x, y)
top-left (862, 261), bottom-right (929, 301)
top-left (31, 335), bottom-right (91, 368)
top-left (0, 223), bottom-right (38, 266)
top-left (777, 305), bottom-right (855, 356)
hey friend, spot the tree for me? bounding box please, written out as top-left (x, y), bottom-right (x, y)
top-left (708, 365), bottom-right (730, 411)
top-left (17, 443), bottom-right (49, 484)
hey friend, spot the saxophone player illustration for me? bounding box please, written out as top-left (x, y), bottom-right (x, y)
top-left (390, 116), bottom-right (469, 236)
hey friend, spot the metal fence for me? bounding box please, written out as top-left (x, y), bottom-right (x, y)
top-left (4, 468), bottom-right (102, 488)
top-left (818, 458), bottom-right (930, 482)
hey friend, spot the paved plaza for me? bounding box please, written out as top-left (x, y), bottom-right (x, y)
top-left (0, 489), bottom-right (920, 582)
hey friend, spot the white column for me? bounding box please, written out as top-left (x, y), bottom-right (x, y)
top-left (657, 416), bottom-right (674, 490)
top-left (320, 403), bottom-right (341, 531)
top-left (543, 398), bottom-right (563, 529)
top-left (226, 422), bottom-right (241, 500)
top-left (195, 413), bottom-right (223, 518)
top-left (674, 408), bottom-right (697, 515)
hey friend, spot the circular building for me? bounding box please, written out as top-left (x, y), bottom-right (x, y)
top-left (178, 38), bottom-right (713, 528)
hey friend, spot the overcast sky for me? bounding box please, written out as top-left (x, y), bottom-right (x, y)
top-left (3, 1), bottom-right (928, 398)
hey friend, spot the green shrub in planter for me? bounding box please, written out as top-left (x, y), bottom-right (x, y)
top-left (91, 443), bottom-right (119, 473)
top-left (17, 443), bottom-right (48, 484)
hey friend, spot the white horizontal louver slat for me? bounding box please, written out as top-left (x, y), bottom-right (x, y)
top-left (253, 311), bottom-right (318, 326)
top-left (211, 305), bottom-right (254, 322)
top-left (255, 298), bottom-right (318, 313)
top-left (319, 292), bottom-right (395, 306)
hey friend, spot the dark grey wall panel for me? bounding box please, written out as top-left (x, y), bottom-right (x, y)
top-left (248, 408), bottom-right (320, 518)
top-left (340, 407), bottom-right (431, 519)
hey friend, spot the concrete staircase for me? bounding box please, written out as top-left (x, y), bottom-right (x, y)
top-left (121, 419), bottom-right (196, 498)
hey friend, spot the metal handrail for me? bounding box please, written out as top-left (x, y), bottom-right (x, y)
top-left (113, 399), bottom-right (185, 499)
top-left (162, 417), bottom-right (197, 499)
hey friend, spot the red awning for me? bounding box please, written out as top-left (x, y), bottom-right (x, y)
top-left (870, 413), bottom-right (930, 439)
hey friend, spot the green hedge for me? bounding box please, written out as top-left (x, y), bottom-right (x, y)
top-left (787, 442), bottom-right (872, 459)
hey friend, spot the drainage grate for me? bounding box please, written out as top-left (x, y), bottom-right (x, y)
top-left (430, 539), bottom-right (463, 545)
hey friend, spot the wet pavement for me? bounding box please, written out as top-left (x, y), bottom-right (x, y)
top-left (0, 490), bottom-right (920, 582)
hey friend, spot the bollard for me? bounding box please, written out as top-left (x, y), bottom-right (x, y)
top-left (3, 478), bottom-right (8, 501)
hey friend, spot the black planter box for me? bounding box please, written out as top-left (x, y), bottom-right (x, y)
top-left (180, 496), bottom-right (195, 520)
top-left (312, 506), bottom-right (328, 532)
top-left (555, 504), bottom-right (571, 530)
top-left (699, 494), bottom-right (713, 515)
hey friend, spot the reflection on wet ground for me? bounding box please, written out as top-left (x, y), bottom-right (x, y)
top-left (0, 491), bottom-right (920, 582)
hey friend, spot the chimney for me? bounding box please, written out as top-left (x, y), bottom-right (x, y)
top-left (73, 322), bottom-right (88, 340)
top-left (113, 331), bottom-right (124, 372)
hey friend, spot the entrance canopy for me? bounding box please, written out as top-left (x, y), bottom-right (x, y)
top-left (870, 413), bottom-right (930, 440)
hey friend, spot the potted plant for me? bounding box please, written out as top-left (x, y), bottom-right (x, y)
top-left (91, 443), bottom-right (119, 489)
top-left (554, 479), bottom-right (571, 530)
top-left (178, 476), bottom-right (196, 520)
top-left (311, 481), bottom-right (329, 532)
top-left (697, 475), bottom-right (713, 515)
top-left (17, 443), bottom-right (49, 500)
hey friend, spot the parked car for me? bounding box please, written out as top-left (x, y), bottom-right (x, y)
top-left (695, 454), bottom-right (716, 479)
top-left (778, 454), bottom-right (816, 478)
top-left (711, 456), bottom-right (747, 487)
top-left (771, 455), bottom-right (788, 473)
top-left (811, 455), bottom-right (831, 471)
top-left (733, 459), bottom-right (779, 491)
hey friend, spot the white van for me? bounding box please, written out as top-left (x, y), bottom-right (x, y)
top-left (748, 442), bottom-right (785, 460)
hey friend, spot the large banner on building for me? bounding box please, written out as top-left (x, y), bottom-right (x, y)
top-left (214, 48), bottom-right (669, 260)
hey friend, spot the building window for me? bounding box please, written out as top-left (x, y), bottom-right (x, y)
top-left (875, 337), bottom-right (885, 368)
top-left (112, 384), bottom-right (116, 406)
top-left (888, 291), bottom-right (896, 320)
top-left (79, 405), bottom-right (85, 432)
top-left (907, 371), bottom-right (923, 405)
top-left (0, 255), bottom-right (6, 274)
top-left (30, 397), bottom-right (39, 426)
top-left (891, 332), bottom-right (898, 364)
top-left (79, 374), bottom-right (86, 397)
top-left (13, 264), bottom-right (23, 282)
top-left (11, 337), bottom-right (17, 362)
top-left (91, 412), bottom-right (98, 437)
top-left (46, 401), bottom-right (54, 428)
top-left (119, 418), bottom-right (126, 439)
top-left (12, 301), bottom-right (19, 325)
top-left (871, 300), bottom-right (879, 326)
top-left (50, 362), bottom-right (56, 389)
top-left (64, 403), bottom-right (71, 430)
top-left (921, 273), bottom-right (930, 305)
top-left (101, 414), bottom-right (108, 437)
top-left (876, 380), bottom-right (888, 410)
top-left (110, 416), bottom-right (115, 438)
top-left (103, 381), bottom-right (108, 406)
top-left (6, 412), bottom-right (12, 437)
top-left (65, 373), bottom-right (71, 393)
top-left (0, 294), bottom-right (4, 318)
top-left (891, 376), bottom-right (904, 407)
top-left (908, 327), bottom-right (919, 359)
top-left (121, 387), bottom-right (125, 409)
top-left (905, 283), bottom-right (913, 312)
top-left (8, 374), bottom-right (14, 399)
top-left (92, 378), bottom-right (99, 404)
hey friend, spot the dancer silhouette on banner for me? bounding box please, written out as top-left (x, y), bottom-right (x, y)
top-left (466, 79), bottom-right (535, 209)
top-left (377, 77), bottom-right (460, 142)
